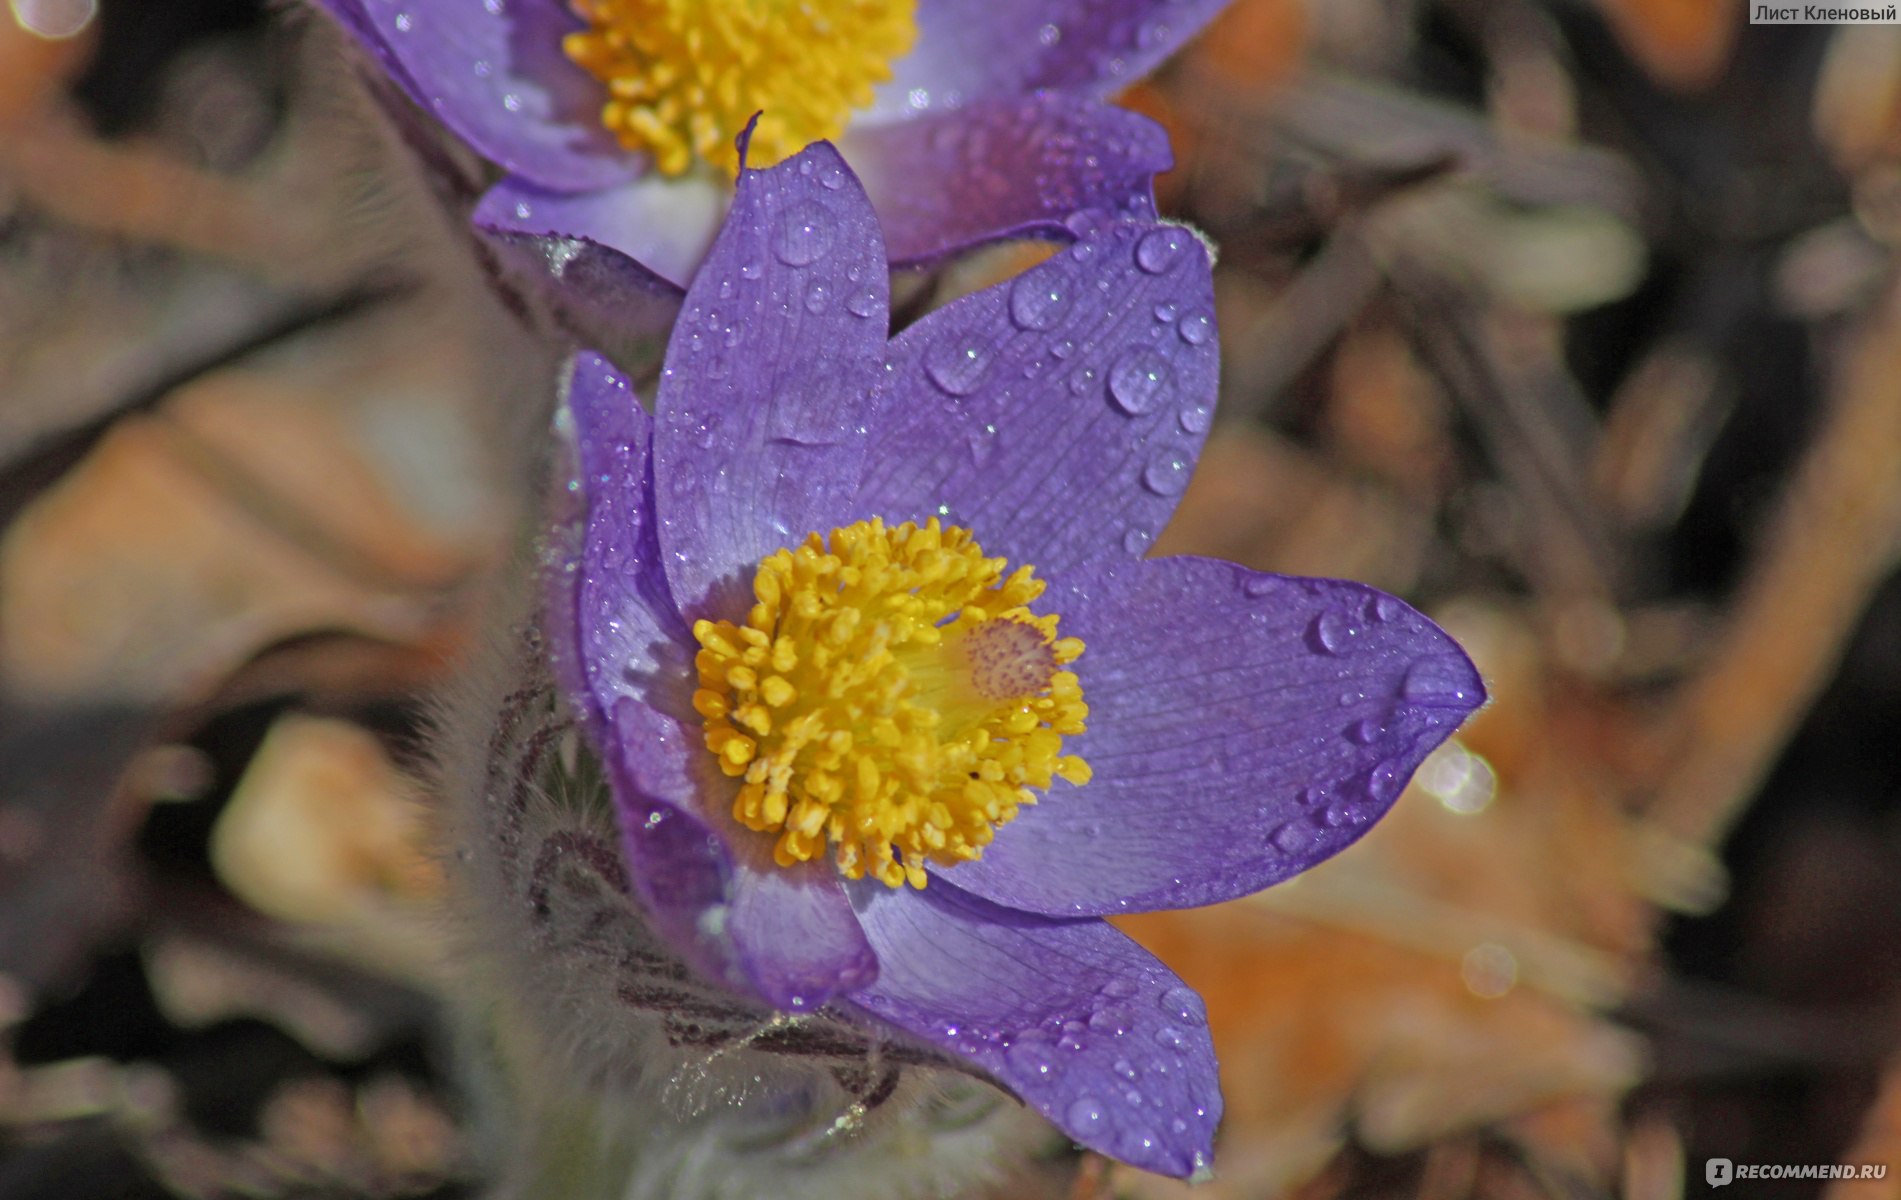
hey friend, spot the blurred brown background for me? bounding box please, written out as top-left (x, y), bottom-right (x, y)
top-left (1, 0), bottom-right (1898, 1197)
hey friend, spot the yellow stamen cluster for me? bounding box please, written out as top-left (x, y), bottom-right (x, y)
top-left (692, 518), bottom-right (1090, 889)
top-left (562, 0), bottom-right (917, 176)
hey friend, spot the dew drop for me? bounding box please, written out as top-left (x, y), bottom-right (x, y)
top-left (803, 281), bottom-right (829, 314)
top-left (1006, 1039), bottom-right (1057, 1080)
top-left (1273, 820), bottom-right (1320, 855)
top-left (1403, 656), bottom-right (1472, 705)
top-left (1008, 269), bottom-right (1074, 331)
top-left (501, 92), bottom-right (523, 112)
top-left (1051, 338), bottom-right (1075, 360)
top-left (1243, 575), bottom-right (1277, 599)
top-left (392, 10), bottom-right (412, 31)
top-left (1113, 1058), bottom-right (1139, 1081)
top-left (845, 288), bottom-right (879, 318)
top-left (513, 200), bottom-right (532, 220)
top-left (1088, 1007), bottom-right (1133, 1036)
top-left (1141, 454), bottom-right (1189, 496)
top-left (819, 163), bottom-right (845, 189)
top-left (1310, 608), bottom-right (1357, 655)
top-left (1100, 978), bottom-right (1139, 999)
top-left (1066, 1095), bottom-right (1108, 1134)
top-left (1152, 301), bottom-right (1178, 323)
top-left (770, 201), bottom-right (833, 266)
top-left (1178, 401), bottom-right (1211, 434)
top-left (1122, 527), bottom-right (1153, 556)
top-left (923, 333), bottom-right (992, 396)
top-left (1349, 717), bottom-right (1381, 745)
top-left (1135, 227), bottom-right (1188, 274)
top-left (1068, 365), bottom-right (1099, 396)
top-left (739, 259), bottom-right (763, 280)
top-left (1374, 594), bottom-right (1404, 622)
top-left (1107, 348), bottom-right (1173, 415)
top-left (1367, 759), bottom-right (1403, 803)
top-left (1159, 985), bottom-right (1206, 1026)
top-left (1153, 1025), bottom-right (1186, 1051)
top-left (1178, 310), bottom-right (1214, 345)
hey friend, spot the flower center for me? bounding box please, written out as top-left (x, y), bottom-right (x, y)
top-left (562, 0), bottom-right (917, 177)
top-left (691, 518), bottom-right (1091, 889)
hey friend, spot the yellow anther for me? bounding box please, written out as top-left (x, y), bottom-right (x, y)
top-left (693, 518), bottom-right (1088, 889)
top-left (562, 0), bottom-right (918, 177)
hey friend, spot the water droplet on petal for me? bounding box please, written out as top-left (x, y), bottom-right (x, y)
top-left (1135, 227), bottom-right (1188, 274)
top-left (1066, 1095), bottom-right (1108, 1134)
top-left (393, 11), bottom-right (413, 31)
top-left (1009, 268), bottom-right (1074, 330)
top-left (1273, 820), bottom-right (1321, 855)
top-left (1153, 1025), bottom-right (1186, 1051)
top-left (803, 281), bottom-right (829, 314)
top-left (1152, 301), bottom-right (1178, 323)
top-left (1122, 527), bottom-right (1153, 556)
top-left (1160, 986), bottom-right (1206, 1026)
top-left (739, 259), bottom-right (763, 280)
top-left (1100, 978), bottom-right (1139, 999)
top-left (1051, 338), bottom-right (1075, 360)
top-left (845, 288), bottom-right (879, 318)
top-left (923, 332), bottom-right (992, 396)
top-left (1088, 1007), bottom-right (1133, 1035)
top-left (1068, 365), bottom-right (1099, 396)
top-left (1178, 310), bottom-right (1214, 345)
top-left (1107, 348), bottom-right (1173, 415)
top-left (819, 162), bottom-right (845, 189)
top-left (1367, 759), bottom-right (1404, 802)
top-left (1113, 1058), bottom-right (1139, 1081)
top-left (1349, 717), bottom-right (1381, 745)
top-left (1178, 401), bottom-right (1211, 433)
top-left (1403, 656), bottom-right (1472, 705)
top-left (1006, 1039), bottom-right (1057, 1080)
top-left (1141, 454), bottom-right (1189, 496)
top-left (771, 201), bottom-right (833, 266)
top-left (1310, 608), bottom-right (1356, 654)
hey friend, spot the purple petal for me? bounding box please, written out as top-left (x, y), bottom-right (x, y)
top-left (556, 353), bottom-right (693, 740)
top-left (855, 219), bottom-right (1215, 577)
top-left (939, 559), bottom-right (1486, 915)
top-left (728, 863), bottom-right (878, 1010)
top-left (846, 94), bottom-right (1167, 268)
top-left (476, 173), bottom-right (725, 292)
top-left (346, 0), bottom-right (636, 192)
top-left (651, 139), bottom-right (889, 619)
top-left (608, 700), bottom-right (745, 991)
top-left (481, 229), bottom-right (686, 353)
top-left (867, 0), bottom-right (1230, 122)
top-left (846, 881), bottom-right (1219, 1178)
top-left (610, 699), bottom-right (878, 1011)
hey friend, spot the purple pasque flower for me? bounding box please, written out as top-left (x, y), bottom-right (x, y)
top-left (539, 134), bottom-right (1484, 1178)
top-left (308, 0), bottom-right (1229, 298)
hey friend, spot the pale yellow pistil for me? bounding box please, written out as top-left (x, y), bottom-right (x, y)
top-left (692, 518), bottom-right (1091, 889)
top-left (562, 0), bottom-right (917, 176)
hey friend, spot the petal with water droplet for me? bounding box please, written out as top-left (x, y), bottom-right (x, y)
top-left (855, 217), bottom-right (1216, 576)
top-left (846, 93), bottom-right (1172, 268)
top-left (939, 560), bottom-right (1485, 915)
top-left (331, 0), bottom-right (636, 191)
top-left (862, 0), bottom-right (1235, 121)
top-left (650, 138), bottom-right (888, 618)
top-left (845, 880), bottom-right (1220, 1178)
